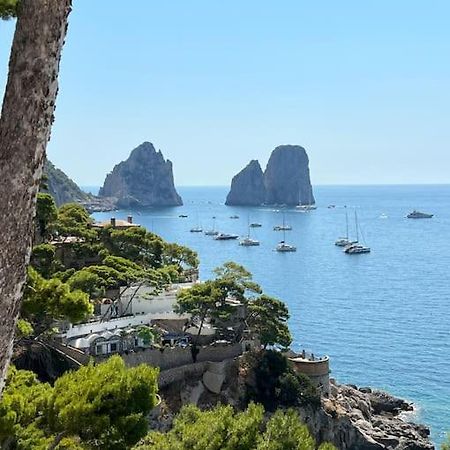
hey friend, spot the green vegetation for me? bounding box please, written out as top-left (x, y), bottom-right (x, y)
top-left (176, 261), bottom-right (291, 349)
top-left (133, 403), bottom-right (335, 450)
top-left (442, 434), bottom-right (450, 450)
top-left (35, 193), bottom-right (58, 240)
top-left (244, 350), bottom-right (320, 411)
top-left (0, 0), bottom-right (18, 19)
top-left (0, 356), bottom-right (159, 450)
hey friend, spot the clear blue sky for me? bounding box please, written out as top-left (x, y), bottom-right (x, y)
top-left (1, 1), bottom-right (450, 186)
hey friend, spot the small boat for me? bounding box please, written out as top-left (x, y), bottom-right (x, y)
top-left (179, 214), bottom-right (188, 218)
top-left (296, 204), bottom-right (317, 211)
top-left (379, 213), bottom-right (388, 219)
top-left (205, 217), bottom-right (219, 236)
top-left (273, 212), bottom-right (292, 231)
top-left (335, 206), bottom-right (357, 247)
top-left (214, 233), bottom-right (239, 240)
top-left (249, 223), bottom-right (262, 228)
top-left (328, 204), bottom-right (336, 209)
top-left (240, 217), bottom-right (260, 246)
top-left (407, 210), bottom-right (433, 219)
top-left (275, 240), bottom-right (297, 252)
top-left (230, 215), bottom-right (240, 219)
top-left (343, 211), bottom-right (370, 254)
top-left (190, 227), bottom-right (203, 233)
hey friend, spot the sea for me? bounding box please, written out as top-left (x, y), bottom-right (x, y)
top-left (88, 185), bottom-right (450, 445)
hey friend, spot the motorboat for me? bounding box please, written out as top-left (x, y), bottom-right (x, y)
top-left (275, 241), bottom-right (297, 252)
top-left (230, 215), bottom-right (240, 219)
top-left (296, 204), bottom-right (317, 211)
top-left (249, 223), bottom-right (262, 228)
top-left (179, 214), bottom-right (188, 218)
top-left (344, 243), bottom-right (371, 254)
top-left (407, 210), bottom-right (433, 219)
top-left (190, 227), bottom-right (203, 233)
top-left (239, 237), bottom-right (260, 246)
top-left (214, 233), bottom-right (239, 240)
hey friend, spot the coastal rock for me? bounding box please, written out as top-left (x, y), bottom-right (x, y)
top-left (225, 145), bottom-right (314, 206)
top-left (225, 160), bottom-right (266, 206)
top-left (42, 159), bottom-right (91, 206)
top-left (99, 142), bottom-right (182, 207)
top-left (264, 145), bottom-right (314, 206)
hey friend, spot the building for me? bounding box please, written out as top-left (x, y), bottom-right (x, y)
top-left (92, 215), bottom-right (140, 229)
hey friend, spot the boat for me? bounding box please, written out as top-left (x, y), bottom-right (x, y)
top-left (249, 223), bottom-right (262, 228)
top-left (240, 217), bottom-right (260, 246)
top-left (343, 211), bottom-right (370, 254)
top-left (275, 240), bottom-right (297, 252)
top-left (328, 204), bottom-right (336, 209)
top-left (204, 217), bottom-right (219, 236)
top-left (407, 210), bottom-right (433, 219)
top-left (214, 233), bottom-right (239, 240)
top-left (190, 213), bottom-right (202, 232)
top-left (296, 190), bottom-right (317, 211)
top-left (273, 212), bottom-right (292, 231)
top-left (230, 215), bottom-right (240, 219)
top-left (335, 206), bottom-right (357, 247)
top-left (179, 214), bottom-right (188, 218)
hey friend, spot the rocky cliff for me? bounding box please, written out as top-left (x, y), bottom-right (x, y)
top-left (225, 160), bottom-right (266, 206)
top-left (225, 145), bottom-right (314, 206)
top-left (99, 142), bottom-right (182, 208)
top-left (42, 159), bottom-right (91, 206)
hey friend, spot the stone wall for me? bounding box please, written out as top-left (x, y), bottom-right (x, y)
top-left (159, 361), bottom-right (209, 388)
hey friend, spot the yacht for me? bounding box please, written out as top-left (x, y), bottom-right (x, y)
top-left (296, 190), bottom-right (317, 211)
top-left (179, 214), bottom-right (188, 218)
top-left (230, 215), bottom-right (240, 219)
top-left (239, 237), bottom-right (260, 246)
top-left (275, 240), bottom-right (297, 252)
top-left (335, 206), bottom-right (357, 247)
top-left (273, 212), bottom-right (292, 231)
top-left (204, 217), bottom-right (219, 236)
top-left (249, 223), bottom-right (262, 228)
top-left (214, 233), bottom-right (239, 240)
top-left (343, 210), bottom-right (370, 254)
top-left (407, 210), bottom-right (433, 219)
top-left (190, 227), bottom-right (203, 233)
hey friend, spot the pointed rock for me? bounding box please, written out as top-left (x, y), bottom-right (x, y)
top-left (225, 160), bottom-right (266, 206)
top-left (99, 142), bottom-right (182, 207)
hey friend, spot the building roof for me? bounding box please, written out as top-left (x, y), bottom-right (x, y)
top-left (92, 219), bottom-right (140, 229)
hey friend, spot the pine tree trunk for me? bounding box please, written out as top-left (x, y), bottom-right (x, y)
top-left (0, 0), bottom-right (72, 394)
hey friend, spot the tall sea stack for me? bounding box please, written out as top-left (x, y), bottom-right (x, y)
top-left (226, 145), bottom-right (314, 206)
top-left (99, 142), bottom-right (182, 207)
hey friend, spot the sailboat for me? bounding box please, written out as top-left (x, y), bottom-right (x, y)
top-left (190, 213), bottom-right (203, 233)
top-left (275, 227), bottom-right (296, 252)
top-left (273, 212), bottom-right (292, 231)
top-left (344, 210), bottom-right (370, 254)
top-left (240, 217), bottom-right (260, 246)
top-left (204, 217), bottom-right (219, 236)
top-left (335, 206), bottom-right (357, 247)
top-left (296, 188), bottom-right (317, 211)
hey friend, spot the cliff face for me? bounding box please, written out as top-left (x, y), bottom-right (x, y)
top-left (225, 145), bottom-right (314, 206)
top-left (42, 159), bottom-right (91, 206)
top-left (99, 142), bottom-right (183, 207)
top-left (225, 160), bottom-right (266, 206)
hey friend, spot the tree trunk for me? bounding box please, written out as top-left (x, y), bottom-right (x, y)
top-left (0, 0), bottom-right (72, 394)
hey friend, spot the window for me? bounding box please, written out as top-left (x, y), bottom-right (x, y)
top-left (110, 342), bottom-right (118, 352)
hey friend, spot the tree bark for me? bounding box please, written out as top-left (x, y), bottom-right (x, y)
top-left (0, 0), bottom-right (72, 394)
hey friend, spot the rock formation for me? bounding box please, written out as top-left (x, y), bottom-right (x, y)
top-left (225, 145), bottom-right (314, 206)
top-left (99, 142), bottom-right (182, 208)
top-left (42, 159), bottom-right (91, 206)
top-left (225, 160), bottom-right (266, 206)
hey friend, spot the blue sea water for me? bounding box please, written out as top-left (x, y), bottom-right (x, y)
top-left (91, 185), bottom-right (450, 445)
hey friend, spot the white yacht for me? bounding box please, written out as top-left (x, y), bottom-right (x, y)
top-left (240, 218), bottom-right (260, 246)
top-left (273, 212), bottom-right (292, 231)
top-left (276, 240), bottom-right (297, 252)
top-left (335, 206), bottom-right (357, 247)
top-left (204, 217), bottom-right (219, 236)
top-left (296, 190), bottom-right (317, 211)
top-left (214, 233), bottom-right (239, 241)
top-left (190, 227), bottom-right (203, 233)
top-left (343, 211), bottom-right (370, 255)
top-left (407, 210), bottom-right (433, 219)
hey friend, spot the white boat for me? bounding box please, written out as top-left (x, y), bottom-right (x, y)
top-left (190, 213), bottom-right (203, 232)
top-left (407, 210), bottom-right (433, 219)
top-left (335, 206), bottom-right (357, 247)
top-left (276, 240), bottom-right (297, 252)
top-left (214, 233), bottom-right (239, 240)
top-left (240, 217), bottom-right (260, 246)
top-left (343, 211), bottom-right (370, 254)
top-left (296, 190), bottom-right (316, 211)
top-left (205, 217), bottom-right (218, 236)
top-left (273, 212), bottom-right (292, 231)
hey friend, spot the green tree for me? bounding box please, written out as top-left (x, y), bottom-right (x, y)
top-left (55, 203), bottom-right (96, 240)
top-left (30, 243), bottom-right (58, 278)
top-left (162, 242), bottom-right (199, 271)
top-left (247, 295), bottom-right (292, 349)
top-left (35, 193), bottom-right (58, 240)
top-left (0, 0), bottom-right (18, 19)
top-left (66, 269), bottom-right (105, 299)
top-left (442, 434), bottom-right (450, 450)
top-left (0, 356), bottom-right (159, 449)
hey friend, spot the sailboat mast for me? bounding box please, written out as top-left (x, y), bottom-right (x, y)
top-left (345, 207), bottom-right (349, 240)
top-left (355, 210), bottom-right (359, 242)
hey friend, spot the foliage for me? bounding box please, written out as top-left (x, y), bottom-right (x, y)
top-left (442, 433), bottom-right (450, 450)
top-left (30, 243), bottom-right (58, 278)
top-left (0, 0), bottom-right (18, 19)
top-left (246, 350), bottom-right (320, 411)
top-left (0, 356), bottom-right (159, 450)
top-left (22, 267), bottom-right (93, 328)
top-left (247, 294), bottom-right (292, 349)
top-left (55, 203), bottom-right (96, 240)
top-left (35, 193), bottom-right (58, 239)
top-left (133, 403), bottom-right (335, 450)
top-left (66, 268), bottom-right (105, 299)
top-left (15, 319), bottom-right (34, 339)
top-left (162, 242), bottom-right (199, 270)
top-left (136, 325), bottom-right (158, 346)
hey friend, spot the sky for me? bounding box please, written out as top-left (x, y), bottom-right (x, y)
top-left (1, 1), bottom-right (450, 186)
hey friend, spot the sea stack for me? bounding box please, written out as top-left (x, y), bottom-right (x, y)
top-left (99, 142), bottom-right (182, 207)
top-left (225, 145), bottom-right (314, 206)
top-left (225, 160), bottom-right (266, 206)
